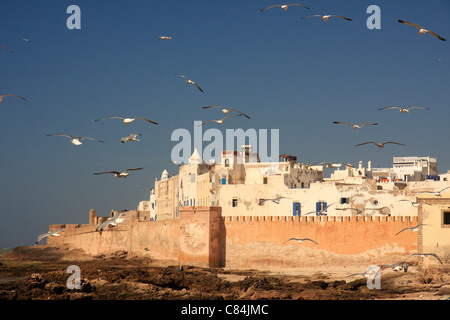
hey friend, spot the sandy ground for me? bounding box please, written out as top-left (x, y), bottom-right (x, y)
top-left (1, 245), bottom-right (450, 301)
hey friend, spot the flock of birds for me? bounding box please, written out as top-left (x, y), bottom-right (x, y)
top-left (2, 4), bottom-right (447, 271)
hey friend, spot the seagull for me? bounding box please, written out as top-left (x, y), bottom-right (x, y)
top-left (258, 4), bottom-right (311, 12)
top-left (96, 210), bottom-right (129, 234)
top-left (46, 134), bottom-right (104, 145)
top-left (381, 262), bottom-right (409, 272)
top-left (348, 265), bottom-right (380, 278)
top-left (333, 121), bottom-right (378, 129)
top-left (0, 46), bottom-right (14, 54)
top-left (395, 224), bottom-right (430, 236)
top-left (378, 106), bottom-right (430, 113)
top-left (200, 114), bottom-right (244, 126)
top-left (354, 141), bottom-right (405, 148)
top-left (312, 162), bottom-right (343, 168)
top-left (282, 238), bottom-right (318, 245)
top-left (22, 38), bottom-right (31, 42)
top-left (94, 168), bottom-right (143, 178)
top-left (92, 116), bottom-right (159, 125)
top-left (0, 94), bottom-right (26, 103)
top-left (305, 203), bottom-right (334, 215)
top-left (300, 15), bottom-right (352, 22)
top-left (398, 20), bottom-right (446, 41)
top-left (403, 253), bottom-right (443, 265)
top-left (202, 106), bottom-right (251, 119)
top-left (176, 74), bottom-right (204, 93)
top-left (416, 186), bottom-right (450, 196)
top-left (158, 36), bottom-right (172, 40)
top-left (259, 197), bottom-right (290, 205)
top-left (35, 228), bottom-right (65, 245)
top-left (397, 199), bottom-right (429, 207)
top-left (121, 133), bottom-right (142, 143)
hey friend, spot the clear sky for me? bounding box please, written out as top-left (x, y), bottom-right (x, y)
top-left (1, 0), bottom-right (449, 248)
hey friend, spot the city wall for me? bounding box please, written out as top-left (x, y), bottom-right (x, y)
top-left (47, 207), bottom-right (419, 269)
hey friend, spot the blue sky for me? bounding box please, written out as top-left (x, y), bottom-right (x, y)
top-left (0, 0), bottom-right (449, 248)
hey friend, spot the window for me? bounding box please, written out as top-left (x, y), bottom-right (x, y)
top-left (316, 201), bottom-right (328, 215)
top-left (443, 211), bottom-right (450, 227)
top-left (293, 202), bottom-right (301, 216)
top-left (225, 158), bottom-right (230, 167)
top-left (340, 197), bottom-right (350, 204)
top-left (232, 198), bottom-right (238, 207)
top-left (221, 178), bottom-right (227, 185)
top-left (263, 177), bottom-right (268, 184)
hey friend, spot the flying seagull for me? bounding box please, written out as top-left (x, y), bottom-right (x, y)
top-left (378, 106), bottom-right (430, 113)
top-left (94, 168), bottom-right (143, 178)
top-left (258, 197), bottom-right (290, 205)
top-left (96, 210), bottom-right (129, 234)
top-left (348, 265), bottom-right (380, 278)
top-left (200, 114), bottom-right (244, 126)
top-left (121, 133), bottom-right (142, 143)
top-left (46, 134), bottom-right (104, 145)
top-left (202, 106), bottom-right (251, 119)
top-left (93, 116), bottom-right (159, 125)
top-left (0, 46), bottom-right (14, 54)
top-left (397, 199), bottom-right (429, 207)
top-left (395, 224), bottom-right (430, 236)
top-left (22, 38), bottom-right (31, 42)
top-left (158, 36), bottom-right (172, 40)
top-left (35, 228), bottom-right (65, 245)
top-left (259, 4), bottom-right (311, 12)
top-left (176, 74), bottom-right (204, 93)
top-left (0, 94), bottom-right (26, 103)
top-left (333, 121), bottom-right (378, 129)
top-left (354, 141), bottom-right (405, 148)
top-left (416, 186), bottom-right (450, 197)
top-left (403, 253), bottom-right (443, 265)
top-left (305, 203), bottom-right (334, 216)
top-left (300, 15), bottom-right (352, 22)
top-left (398, 20), bottom-right (446, 41)
top-left (282, 238), bottom-right (318, 245)
top-left (381, 263), bottom-right (409, 273)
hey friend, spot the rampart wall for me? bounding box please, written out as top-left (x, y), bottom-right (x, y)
top-left (47, 207), bottom-right (419, 269)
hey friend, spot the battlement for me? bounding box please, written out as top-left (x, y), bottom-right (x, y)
top-left (222, 215), bottom-right (417, 223)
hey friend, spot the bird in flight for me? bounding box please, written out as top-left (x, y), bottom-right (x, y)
top-left (121, 133), bottom-right (142, 144)
top-left (258, 197), bottom-right (290, 205)
top-left (35, 228), bottom-right (65, 245)
top-left (396, 199), bottom-right (429, 207)
top-left (94, 168), bottom-right (143, 178)
top-left (398, 20), bottom-right (446, 41)
top-left (300, 15), bottom-right (352, 22)
top-left (282, 238), bottom-right (318, 245)
top-left (0, 46), bottom-right (14, 54)
top-left (403, 253), bottom-right (443, 265)
top-left (96, 210), bottom-right (129, 234)
top-left (93, 116), bottom-right (159, 125)
top-left (354, 141), bottom-right (405, 148)
top-left (158, 36), bottom-right (172, 40)
top-left (259, 4), bottom-right (311, 12)
top-left (333, 121), bottom-right (378, 130)
top-left (202, 106), bottom-right (251, 119)
top-left (395, 224), bottom-right (430, 236)
top-left (22, 38), bottom-right (31, 42)
top-left (0, 94), bottom-right (26, 103)
top-left (176, 74), bottom-right (204, 93)
top-left (200, 114), bottom-right (244, 126)
top-left (378, 106), bottom-right (430, 113)
top-left (416, 186), bottom-right (450, 197)
top-left (46, 134), bottom-right (104, 145)
top-left (348, 265), bottom-right (380, 278)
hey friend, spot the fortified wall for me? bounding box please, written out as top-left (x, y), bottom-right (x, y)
top-left (47, 207), bottom-right (419, 269)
